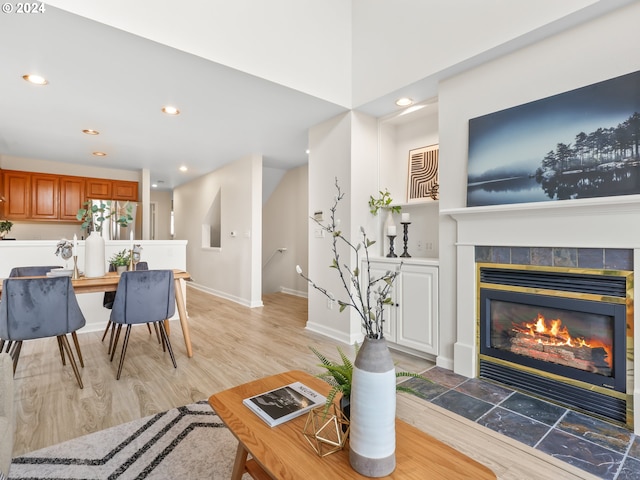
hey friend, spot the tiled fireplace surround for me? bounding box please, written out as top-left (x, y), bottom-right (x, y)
top-left (446, 197), bottom-right (640, 435)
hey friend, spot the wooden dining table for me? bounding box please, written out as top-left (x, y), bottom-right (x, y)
top-left (0, 269), bottom-right (194, 358)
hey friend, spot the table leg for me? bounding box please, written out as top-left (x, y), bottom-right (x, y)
top-left (173, 278), bottom-right (193, 358)
top-left (231, 442), bottom-right (249, 480)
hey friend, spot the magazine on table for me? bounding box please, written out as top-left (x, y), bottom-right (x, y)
top-left (243, 381), bottom-right (326, 427)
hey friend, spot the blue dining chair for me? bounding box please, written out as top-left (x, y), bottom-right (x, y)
top-left (109, 270), bottom-right (177, 380)
top-left (5, 265), bottom-right (84, 369)
top-left (0, 276), bottom-right (86, 388)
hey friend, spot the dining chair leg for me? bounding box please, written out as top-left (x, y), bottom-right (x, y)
top-left (71, 331), bottom-right (84, 368)
top-left (11, 341), bottom-right (23, 375)
top-left (0, 339), bottom-right (4, 352)
top-left (151, 323), bottom-right (165, 351)
top-left (58, 335), bottom-right (83, 389)
top-left (146, 324), bottom-right (152, 335)
top-left (101, 321), bottom-right (112, 342)
top-left (3, 340), bottom-right (12, 353)
top-left (110, 324), bottom-right (123, 362)
top-left (57, 336), bottom-right (67, 366)
top-left (116, 325), bottom-right (133, 380)
top-left (158, 321), bottom-right (177, 369)
top-left (108, 322), bottom-right (117, 355)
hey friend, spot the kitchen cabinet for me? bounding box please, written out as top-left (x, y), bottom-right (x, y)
top-left (60, 176), bottom-right (85, 221)
top-left (367, 258), bottom-right (438, 357)
top-left (112, 180), bottom-right (138, 201)
top-left (31, 173), bottom-right (59, 220)
top-left (87, 179), bottom-right (138, 201)
top-left (0, 169), bottom-right (138, 221)
top-left (2, 170), bottom-right (30, 219)
top-left (86, 179), bottom-right (112, 199)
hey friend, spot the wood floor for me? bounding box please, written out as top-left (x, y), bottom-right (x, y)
top-left (10, 287), bottom-right (596, 479)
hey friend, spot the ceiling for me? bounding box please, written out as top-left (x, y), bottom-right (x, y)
top-left (0, 2), bottom-right (634, 191)
top-left (0, 6), bottom-right (347, 190)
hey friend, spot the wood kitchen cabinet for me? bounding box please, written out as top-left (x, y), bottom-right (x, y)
top-left (31, 173), bottom-right (59, 220)
top-left (60, 176), bottom-right (85, 221)
top-left (2, 170), bottom-right (31, 219)
top-left (0, 169), bottom-right (138, 222)
top-left (86, 179), bottom-right (112, 199)
top-left (112, 180), bottom-right (138, 201)
top-left (86, 179), bottom-right (138, 201)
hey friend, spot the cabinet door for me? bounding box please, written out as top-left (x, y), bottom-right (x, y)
top-left (367, 261), bottom-right (398, 342)
top-left (397, 264), bottom-right (438, 355)
top-left (31, 173), bottom-right (59, 219)
top-left (112, 180), bottom-right (138, 201)
top-left (3, 170), bottom-right (31, 219)
top-left (60, 176), bottom-right (85, 221)
top-left (86, 179), bottom-right (112, 199)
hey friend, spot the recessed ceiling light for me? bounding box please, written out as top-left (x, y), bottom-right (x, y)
top-left (22, 74), bottom-right (48, 85)
top-left (82, 129), bottom-right (99, 135)
top-left (395, 97), bottom-right (413, 107)
top-left (92, 151), bottom-right (107, 157)
top-left (152, 183), bottom-right (158, 188)
top-left (179, 165), bottom-right (187, 172)
top-left (305, 149), bottom-right (310, 155)
top-left (162, 105), bottom-right (180, 115)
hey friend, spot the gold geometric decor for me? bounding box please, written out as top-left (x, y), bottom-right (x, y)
top-left (407, 144), bottom-right (439, 202)
top-left (302, 404), bottom-right (350, 457)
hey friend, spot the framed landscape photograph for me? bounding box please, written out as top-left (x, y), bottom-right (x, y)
top-left (467, 70), bottom-right (640, 207)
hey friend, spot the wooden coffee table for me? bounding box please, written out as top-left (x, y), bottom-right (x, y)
top-left (208, 370), bottom-right (496, 479)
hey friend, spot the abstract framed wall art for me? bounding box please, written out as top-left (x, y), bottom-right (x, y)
top-left (467, 70), bottom-right (640, 207)
top-left (407, 144), bottom-right (439, 202)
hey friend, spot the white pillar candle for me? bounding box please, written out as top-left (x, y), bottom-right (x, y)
top-left (387, 225), bottom-right (396, 236)
top-left (73, 234), bottom-right (78, 256)
top-left (130, 231), bottom-right (134, 250)
top-left (401, 213), bottom-right (410, 223)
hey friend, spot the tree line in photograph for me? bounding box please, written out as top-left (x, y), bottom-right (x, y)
top-left (535, 112), bottom-right (640, 200)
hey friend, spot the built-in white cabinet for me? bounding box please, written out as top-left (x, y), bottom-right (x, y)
top-left (367, 258), bottom-right (438, 357)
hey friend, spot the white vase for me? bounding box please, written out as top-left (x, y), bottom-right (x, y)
top-left (349, 337), bottom-right (396, 477)
top-left (84, 230), bottom-right (106, 278)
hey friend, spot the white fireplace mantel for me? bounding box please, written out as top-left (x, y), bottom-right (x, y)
top-left (443, 195), bottom-right (640, 433)
top-left (442, 194), bottom-right (640, 249)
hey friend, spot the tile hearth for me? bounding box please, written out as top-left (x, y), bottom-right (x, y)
top-left (405, 366), bottom-right (640, 479)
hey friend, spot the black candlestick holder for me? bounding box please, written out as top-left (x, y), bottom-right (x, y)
top-left (400, 222), bottom-right (411, 258)
top-left (386, 235), bottom-right (397, 258)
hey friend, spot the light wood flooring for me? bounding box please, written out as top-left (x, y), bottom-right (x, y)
top-left (10, 287), bottom-right (597, 479)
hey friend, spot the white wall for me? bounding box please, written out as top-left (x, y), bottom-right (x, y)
top-left (437, 2), bottom-right (640, 371)
top-left (173, 154), bottom-right (262, 307)
top-left (306, 111), bottom-right (379, 344)
top-left (262, 165), bottom-right (308, 295)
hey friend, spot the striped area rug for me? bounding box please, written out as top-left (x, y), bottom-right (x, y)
top-left (9, 401), bottom-right (249, 479)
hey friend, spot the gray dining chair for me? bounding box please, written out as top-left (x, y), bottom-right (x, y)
top-left (101, 262), bottom-right (155, 354)
top-left (4, 265), bottom-right (84, 370)
top-left (0, 276), bottom-right (86, 388)
top-left (109, 270), bottom-right (177, 380)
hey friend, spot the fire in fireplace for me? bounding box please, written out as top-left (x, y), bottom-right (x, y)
top-left (477, 264), bottom-right (632, 426)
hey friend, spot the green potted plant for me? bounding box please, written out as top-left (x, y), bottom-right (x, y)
top-left (0, 220), bottom-right (13, 239)
top-left (109, 249), bottom-right (130, 274)
top-left (368, 189), bottom-right (401, 216)
top-left (310, 344), bottom-right (429, 419)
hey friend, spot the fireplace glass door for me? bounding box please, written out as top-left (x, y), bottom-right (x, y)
top-left (480, 288), bottom-right (626, 392)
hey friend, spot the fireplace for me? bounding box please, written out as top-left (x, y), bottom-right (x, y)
top-left (477, 263), bottom-right (633, 427)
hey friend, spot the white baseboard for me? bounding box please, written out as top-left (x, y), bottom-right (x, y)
top-left (188, 282), bottom-right (263, 308)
